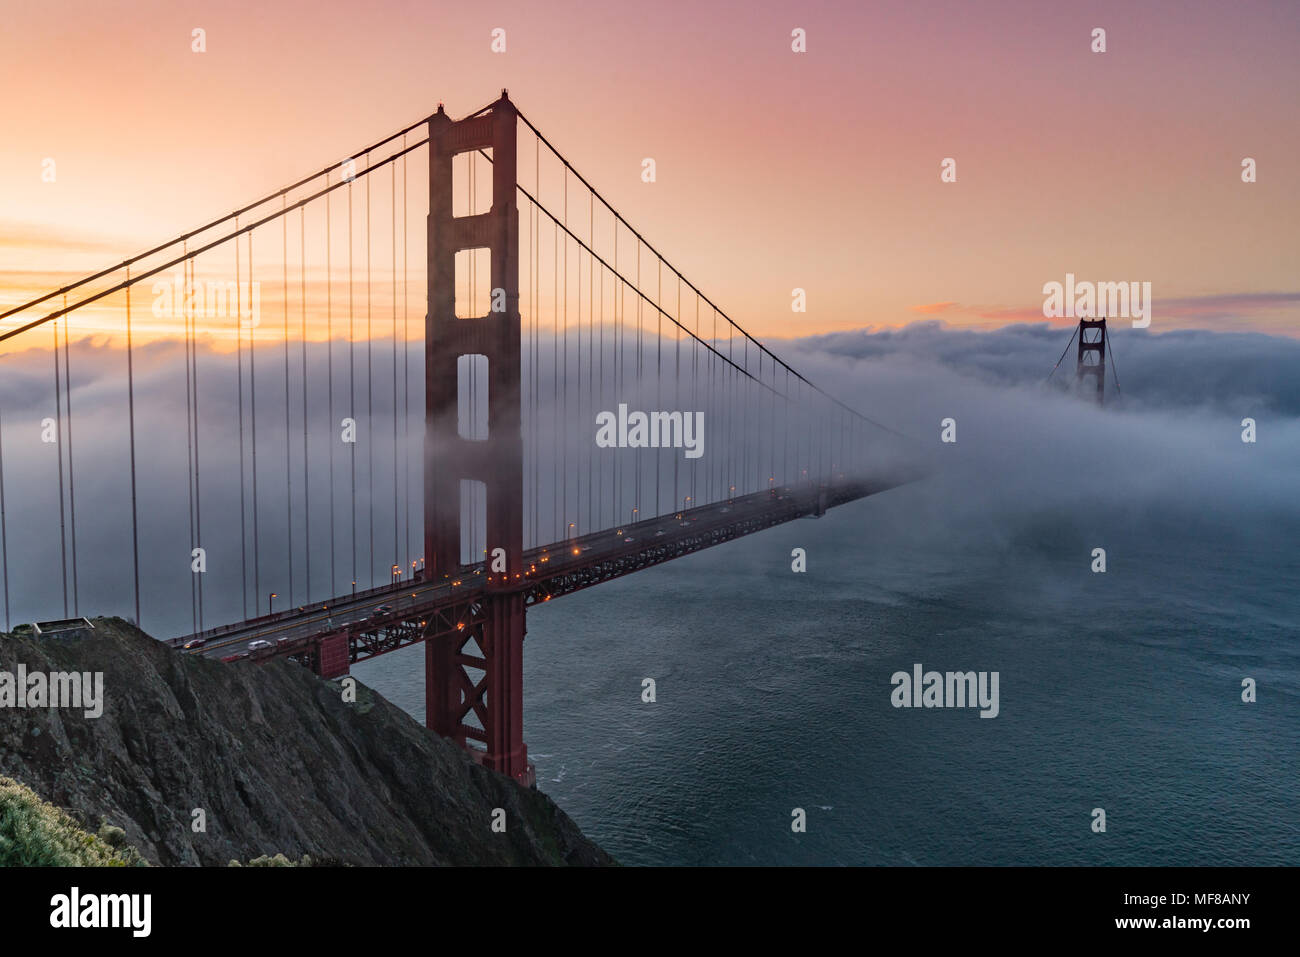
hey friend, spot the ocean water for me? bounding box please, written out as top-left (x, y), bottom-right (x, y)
top-left (355, 475), bottom-right (1300, 866)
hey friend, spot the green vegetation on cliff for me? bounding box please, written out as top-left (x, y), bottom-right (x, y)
top-left (0, 776), bottom-right (145, 867)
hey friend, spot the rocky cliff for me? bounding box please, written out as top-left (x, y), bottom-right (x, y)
top-left (0, 618), bottom-right (612, 866)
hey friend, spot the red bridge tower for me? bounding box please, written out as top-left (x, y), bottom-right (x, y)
top-left (1076, 316), bottom-right (1107, 405)
top-left (423, 93), bottom-right (533, 786)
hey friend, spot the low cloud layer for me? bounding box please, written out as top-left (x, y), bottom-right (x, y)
top-left (788, 320), bottom-right (1300, 416)
top-left (770, 321), bottom-right (1300, 552)
top-left (0, 320), bottom-right (1296, 635)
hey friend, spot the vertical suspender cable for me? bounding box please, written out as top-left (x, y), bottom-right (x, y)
top-left (835, 406), bottom-right (841, 476)
top-left (766, 351), bottom-right (772, 486)
top-left (474, 158), bottom-right (482, 558)
top-left (742, 338), bottom-right (749, 494)
top-left (574, 188), bottom-right (582, 533)
top-left (755, 351), bottom-right (762, 490)
top-left (795, 382), bottom-right (806, 486)
top-left (588, 192), bottom-right (594, 532)
top-left (612, 223), bottom-right (619, 526)
top-left (392, 161), bottom-right (399, 574)
top-left (575, 191), bottom-right (582, 533)
top-left (822, 397), bottom-right (829, 480)
top-left (0, 407), bottom-right (9, 632)
top-left (301, 208), bottom-right (310, 602)
top-left (327, 188), bottom-right (336, 595)
top-left (53, 309), bottom-right (68, 616)
top-left (838, 407), bottom-right (843, 477)
top-left (191, 256), bottom-right (204, 630)
top-left (283, 200), bottom-right (294, 606)
top-left (695, 294), bottom-right (702, 501)
top-left (366, 155), bottom-right (374, 585)
top-left (753, 348), bottom-right (761, 490)
top-left (1106, 332), bottom-right (1123, 398)
top-left (250, 230), bottom-right (261, 614)
top-left (531, 137), bottom-right (539, 546)
top-left (470, 152), bottom-right (475, 314)
top-left (722, 314), bottom-right (728, 498)
top-left (521, 172), bottom-right (529, 546)
top-left (62, 294), bottom-right (79, 615)
top-left (801, 381), bottom-right (808, 482)
top-left (402, 142), bottom-right (410, 572)
top-left (184, 251), bottom-right (197, 634)
top-left (553, 211), bottom-right (559, 542)
top-left (349, 180), bottom-right (357, 593)
top-left (768, 352), bottom-right (775, 485)
top-left (236, 222), bottom-right (249, 619)
top-left (728, 321), bottom-right (734, 500)
top-left (673, 275), bottom-right (680, 511)
top-left (805, 382), bottom-right (812, 483)
top-left (598, 231), bottom-right (606, 528)
top-left (125, 271), bottom-right (142, 626)
top-left (826, 405), bottom-right (837, 475)
top-left (655, 262), bottom-right (661, 514)
top-left (650, 261), bottom-right (660, 514)
top-left (831, 407), bottom-right (837, 477)
top-left (784, 368), bottom-right (790, 487)
top-left (562, 169), bottom-right (568, 535)
top-left (830, 401), bottom-right (836, 477)
top-left (712, 306), bottom-right (722, 501)
top-left (635, 237), bottom-right (641, 518)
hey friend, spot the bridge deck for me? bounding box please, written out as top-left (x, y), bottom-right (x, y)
top-left (171, 473), bottom-right (917, 666)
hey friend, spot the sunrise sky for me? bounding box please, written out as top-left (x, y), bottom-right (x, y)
top-left (2, 0), bottom-right (1298, 342)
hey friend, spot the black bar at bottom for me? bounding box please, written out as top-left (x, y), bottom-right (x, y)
top-left (0, 865), bottom-right (1280, 944)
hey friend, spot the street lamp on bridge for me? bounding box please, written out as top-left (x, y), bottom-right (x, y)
top-left (268, 592), bottom-right (277, 614)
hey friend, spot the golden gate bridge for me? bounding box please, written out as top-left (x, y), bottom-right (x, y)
top-left (0, 92), bottom-right (921, 786)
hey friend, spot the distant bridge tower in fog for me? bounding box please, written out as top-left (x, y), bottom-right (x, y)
top-left (1076, 317), bottom-right (1107, 405)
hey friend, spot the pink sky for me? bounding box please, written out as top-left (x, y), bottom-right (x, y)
top-left (2, 0), bottom-right (1297, 342)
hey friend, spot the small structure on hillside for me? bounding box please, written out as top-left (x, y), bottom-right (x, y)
top-left (31, 617), bottom-right (96, 640)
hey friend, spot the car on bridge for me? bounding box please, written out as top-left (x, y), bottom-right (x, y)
top-left (248, 639), bottom-right (273, 652)
top-left (375, 604), bottom-right (394, 616)
top-left (182, 637), bottom-right (207, 650)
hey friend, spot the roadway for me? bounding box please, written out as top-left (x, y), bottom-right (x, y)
top-left (172, 474), bottom-right (914, 663)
